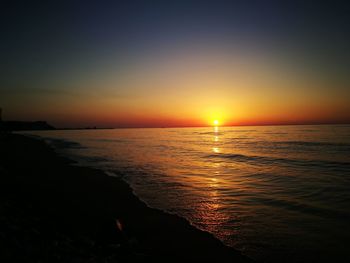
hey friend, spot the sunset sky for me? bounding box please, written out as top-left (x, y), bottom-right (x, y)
top-left (1, 0), bottom-right (350, 128)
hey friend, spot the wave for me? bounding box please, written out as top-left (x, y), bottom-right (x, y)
top-left (193, 129), bottom-right (257, 135)
top-left (193, 131), bottom-right (225, 135)
top-left (253, 196), bottom-right (350, 220)
top-left (91, 138), bottom-right (127, 143)
top-left (276, 141), bottom-right (350, 148)
top-left (206, 153), bottom-right (350, 171)
top-left (44, 138), bottom-right (85, 149)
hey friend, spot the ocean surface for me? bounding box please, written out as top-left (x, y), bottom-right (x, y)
top-left (25, 125), bottom-right (350, 262)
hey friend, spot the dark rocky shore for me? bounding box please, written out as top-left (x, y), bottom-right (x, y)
top-left (0, 133), bottom-right (252, 263)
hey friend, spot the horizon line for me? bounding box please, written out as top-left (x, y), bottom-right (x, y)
top-left (56, 122), bottom-right (350, 130)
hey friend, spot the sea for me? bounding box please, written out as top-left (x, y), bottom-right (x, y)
top-left (24, 125), bottom-right (350, 262)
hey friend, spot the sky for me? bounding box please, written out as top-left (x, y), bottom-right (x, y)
top-left (1, 0), bottom-right (350, 128)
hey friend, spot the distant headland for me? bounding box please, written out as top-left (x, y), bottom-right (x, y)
top-left (0, 121), bottom-right (55, 131)
top-left (0, 108), bottom-right (114, 131)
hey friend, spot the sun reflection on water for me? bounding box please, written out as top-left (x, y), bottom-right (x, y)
top-left (194, 125), bottom-right (232, 240)
top-left (212, 147), bottom-right (220, 153)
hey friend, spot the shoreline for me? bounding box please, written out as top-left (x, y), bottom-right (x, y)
top-left (0, 133), bottom-right (252, 262)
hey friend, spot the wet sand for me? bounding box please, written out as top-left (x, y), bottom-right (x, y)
top-left (0, 133), bottom-right (252, 262)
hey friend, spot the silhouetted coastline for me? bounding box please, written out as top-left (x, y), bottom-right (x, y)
top-left (0, 121), bottom-right (55, 131)
top-left (0, 120), bottom-right (115, 132)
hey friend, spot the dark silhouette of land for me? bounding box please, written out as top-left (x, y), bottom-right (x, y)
top-left (0, 121), bottom-right (55, 131)
top-left (0, 108), bottom-right (54, 131)
top-left (0, 133), bottom-right (252, 262)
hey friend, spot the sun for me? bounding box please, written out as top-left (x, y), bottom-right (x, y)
top-left (213, 120), bottom-right (219, 126)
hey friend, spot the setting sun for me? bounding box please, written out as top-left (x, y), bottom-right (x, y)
top-left (213, 120), bottom-right (219, 126)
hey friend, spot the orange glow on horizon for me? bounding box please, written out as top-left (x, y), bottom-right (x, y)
top-left (4, 43), bottom-right (349, 128)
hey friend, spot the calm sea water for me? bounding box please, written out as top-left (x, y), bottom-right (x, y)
top-left (26, 125), bottom-right (350, 262)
